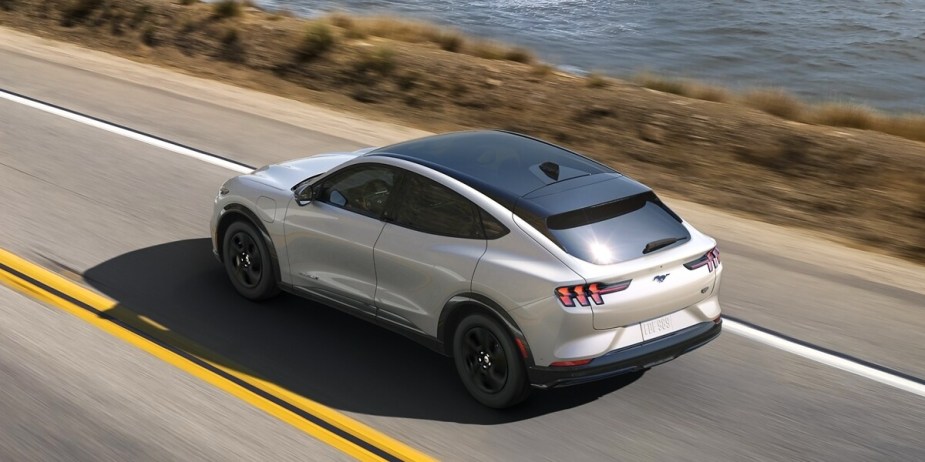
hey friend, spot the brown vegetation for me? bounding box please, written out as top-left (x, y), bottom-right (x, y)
top-left (1, 0), bottom-right (923, 263)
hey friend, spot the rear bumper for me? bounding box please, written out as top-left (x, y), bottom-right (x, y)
top-left (527, 318), bottom-right (722, 388)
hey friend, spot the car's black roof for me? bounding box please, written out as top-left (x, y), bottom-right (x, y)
top-left (369, 130), bottom-right (652, 230)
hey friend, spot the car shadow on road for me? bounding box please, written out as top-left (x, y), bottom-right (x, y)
top-left (83, 238), bottom-right (643, 424)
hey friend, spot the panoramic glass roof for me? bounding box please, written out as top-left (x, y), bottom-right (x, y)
top-left (369, 131), bottom-right (613, 197)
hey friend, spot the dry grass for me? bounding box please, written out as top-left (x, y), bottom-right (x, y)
top-left (634, 72), bottom-right (688, 96)
top-left (741, 88), bottom-right (805, 120)
top-left (337, 15), bottom-right (443, 43)
top-left (686, 82), bottom-right (732, 103)
top-left (637, 74), bottom-right (922, 140)
top-left (469, 41), bottom-right (533, 62)
top-left (634, 73), bottom-right (729, 102)
top-left (874, 114), bottom-right (925, 143)
top-left (325, 15), bottom-right (534, 63)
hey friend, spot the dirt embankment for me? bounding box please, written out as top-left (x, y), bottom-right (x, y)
top-left (1, 0), bottom-right (923, 263)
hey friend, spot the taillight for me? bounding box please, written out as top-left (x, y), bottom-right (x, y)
top-left (684, 247), bottom-right (720, 272)
top-left (556, 280), bottom-right (631, 307)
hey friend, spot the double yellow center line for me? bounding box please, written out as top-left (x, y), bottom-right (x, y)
top-left (0, 248), bottom-right (436, 462)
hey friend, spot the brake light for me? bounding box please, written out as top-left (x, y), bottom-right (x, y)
top-left (556, 280), bottom-right (631, 307)
top-left (684, 247), bottom-right (720, 272)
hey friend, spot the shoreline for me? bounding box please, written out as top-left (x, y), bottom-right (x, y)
top-left (274, 2), bottom-right (925, 117)
top-left (0, 0), bottom-right (923, 264)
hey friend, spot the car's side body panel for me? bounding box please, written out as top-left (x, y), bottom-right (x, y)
top-left (284, 199), bottom-right (384, 316)
top-left (471, 228), bottom-right (586, 367)
top-left (374, 224), bottom-right (487, 336)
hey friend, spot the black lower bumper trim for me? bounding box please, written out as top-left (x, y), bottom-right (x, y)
top-left (528, 319), bottom-right (722, 388)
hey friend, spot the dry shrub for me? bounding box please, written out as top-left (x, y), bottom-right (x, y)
top-left (212, 0), bottom-right (240, 19)
top-left (468, 41), bottom-right (504, 60)
top-left (129, 4), bottom-right (151, 29)
top-left (352, 46), bottom-right (397, 78)
top-left (141, 24), bottom-right (157, 46)
top-left (436, 31), bottom-right (464, 52)
top-left (59, 0), bottom-right (103, 25)
top-left (468, 40), bottom-right (533, 63)
top-left (809, 103), bottom-right (876, 129)
top-left (296, 22), bottom-right (335, 62)
top-left (531, 63), bottom-right (555, 77)
top-left (269, 9), bottom-right (294, 21)
top-left (396, 70), bottom-right (420, 91)
top-left (742, 88), bottom-right (804, 119)
top-left (327, 12), bottom-right (353, 29)
top-left (586, 72), bottom-right (610, 88)
top-left (220, 26), bottom-right (239, 45)
top-left (219, 27), bottom-right (245, 62)
top-left (503, 47), bottom-right (534, 64)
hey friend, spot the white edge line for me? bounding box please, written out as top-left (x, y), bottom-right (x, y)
top-left (0, 90), bottom-right (253, 174)
top-left (724, 319), bottom-right (925, 398)
top-left (4, 87), bottom-right (925, 399)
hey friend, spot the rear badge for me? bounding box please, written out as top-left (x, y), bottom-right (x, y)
top-left (653, 273), bottom-right (670, 283)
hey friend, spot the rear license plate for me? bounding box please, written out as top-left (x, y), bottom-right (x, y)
top-left (640, 312), bottom-right (680, 341)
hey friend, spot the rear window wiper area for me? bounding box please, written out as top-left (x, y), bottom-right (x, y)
top-left (643, 237), bottom-right (687, 254)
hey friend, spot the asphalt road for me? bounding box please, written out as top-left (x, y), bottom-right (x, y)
top-left (1, 30), bottom-right (923, 461)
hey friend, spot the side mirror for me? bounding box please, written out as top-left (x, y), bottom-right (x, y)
top-left (294, 184), bottom-right (316, 206)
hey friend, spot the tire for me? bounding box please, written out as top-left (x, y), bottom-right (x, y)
top-left (452, 313), bottom-right (531, 408)
top-left (222, 220), bottom-right (279, 301)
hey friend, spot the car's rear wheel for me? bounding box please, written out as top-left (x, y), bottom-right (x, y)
top-left (453, 313), bottom-right (531, 408)
top-left (222, 220), bottom-right (279, 301)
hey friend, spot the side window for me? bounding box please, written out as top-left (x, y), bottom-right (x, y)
top-left (318, 164), bottom-right (396, 219)
top-left (394, 174), bottom-right (484, 239)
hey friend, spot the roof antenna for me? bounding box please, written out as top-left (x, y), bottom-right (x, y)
top-left (539, 162), bottom-right (560, 181)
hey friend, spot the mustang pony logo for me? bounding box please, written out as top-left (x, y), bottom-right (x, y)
top-left (653, 273), bottom-right (670, 283)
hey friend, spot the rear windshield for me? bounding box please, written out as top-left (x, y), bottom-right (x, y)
top-left (547, 193), bottom-right (689, 264)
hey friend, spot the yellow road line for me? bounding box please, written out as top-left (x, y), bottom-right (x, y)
top-left (0, 248), bottom-right (436, 462)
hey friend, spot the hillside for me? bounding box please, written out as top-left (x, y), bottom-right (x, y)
top-left (1, 0), bottom-right (923, 262)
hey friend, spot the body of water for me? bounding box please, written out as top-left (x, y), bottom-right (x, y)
top-left (259, 0), bottom-right (925, 113)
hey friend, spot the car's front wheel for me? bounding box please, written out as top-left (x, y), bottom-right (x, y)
top-left (222, 220), bottom-right (279, 301)
top-left (453, 313), bottom-right (531, 408)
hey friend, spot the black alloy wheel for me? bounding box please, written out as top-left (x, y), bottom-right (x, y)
top-left (222, 220), bottom-right (279, 301)
top-left (462, 326), bottom-right (509, 394)
top-left (453, 314), bottom-right (530, 408)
